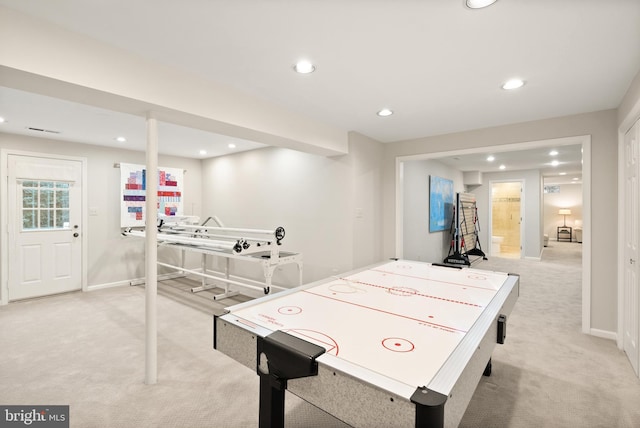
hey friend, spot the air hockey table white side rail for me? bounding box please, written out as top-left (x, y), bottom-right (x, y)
top-left (214, 260), bottom-right (519, 428)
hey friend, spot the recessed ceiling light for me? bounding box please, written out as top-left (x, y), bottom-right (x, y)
top-left (293, 60), bottom-right (315, 74)
top-left (499, 164), bottom-right (506, 170)
top-left (502, 79), bottom-right (525, 90)
top-left (549, 150), bottom-right (559, 156)
top-left (0, 116), bottom-right (6, 123)
top-left (559, 172), bottom-right (567, 176)
top-left (486, 155), bottom-right (495, 162)
top-left (115, 136), bottom-right (126, 143)
top-left (199, 150), bottom-right (207, 155)
top-left (572, 177), bottom-right (579, 181)
top-left (466, 0), bottom-right (498, 9)
top-left (551, 160), bottom-right (560, 166)
top-left (377, 108), bottom-right (393, 117)
top-left (228, 143), bottom-right (236, 149)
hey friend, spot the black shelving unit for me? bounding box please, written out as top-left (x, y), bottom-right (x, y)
top-left (443, 192), bottom-right (487, 266)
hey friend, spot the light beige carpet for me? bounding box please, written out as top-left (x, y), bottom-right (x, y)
top-left (0, 241), bottom-right (638, 427)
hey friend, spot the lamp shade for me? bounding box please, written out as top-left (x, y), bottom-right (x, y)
top-left (558, 209), bottom-right (571, 216)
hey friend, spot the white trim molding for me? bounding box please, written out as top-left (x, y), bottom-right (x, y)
top-left (0, 148), bottom-right (88, 305)
top-left (395, 135), bottom-right (592, 336)
top-left (590, 328), bottom-right (617, 342)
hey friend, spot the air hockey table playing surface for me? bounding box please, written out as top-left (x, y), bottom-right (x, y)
top-left (214, 259), bottom-right (519, 428)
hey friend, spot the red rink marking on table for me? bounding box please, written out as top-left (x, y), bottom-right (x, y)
top-left (370, 268), bottom-right (498, 291)
top-left (382, 337), bottom-right (415, 353)
top-left (302, 289), bottom-right (468, 334)
top-left (340, 279), bottom-right (482, 308)
top-left (278, 306), bottom-right (302, 315)
top-left (328, 281), bottom-right (364, 294)
top-left (237, 318), bottom-right (258, 329)
top-left (388, 287), bottom-right (418, 296)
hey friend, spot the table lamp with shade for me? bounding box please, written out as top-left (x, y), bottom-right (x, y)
top-left (559, 209), bottom-right (571, 227)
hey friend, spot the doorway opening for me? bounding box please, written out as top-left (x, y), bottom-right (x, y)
top-left (395, 134), bottom-right (591, 333)
top-left (490, 181), bottom-right (522, 259)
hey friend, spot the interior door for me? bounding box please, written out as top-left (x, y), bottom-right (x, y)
top-left (623, 119), bottom-right (639, 376)
top-left (491, 181), bottom-right (522, 258)
top-left (7, 154), bottom-right (83, 301)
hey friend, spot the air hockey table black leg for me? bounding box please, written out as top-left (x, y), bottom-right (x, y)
top-left (256, 331), bottom-right (325, 428)
top-left (483, 358), bottom-right (492, 376)
top-left (258, 372), bottom-right (285, 428)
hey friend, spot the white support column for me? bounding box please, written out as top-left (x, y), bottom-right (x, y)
top-left (145, 113), bottom-right (158, 385)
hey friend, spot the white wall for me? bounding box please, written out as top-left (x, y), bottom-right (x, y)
top-left (200, 132), bottom-right (384, 286)
top-left (0, 133), bottom-right (203, 290)
top-left (402, 159), bottom-right (464, 263)
top-left (348, 132), bottom-right (385, 269)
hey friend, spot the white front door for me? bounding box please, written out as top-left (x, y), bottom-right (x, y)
top-left (7, 154), bottom-right (83, 301)
top-left (623, 119), bottom-right (640, 376)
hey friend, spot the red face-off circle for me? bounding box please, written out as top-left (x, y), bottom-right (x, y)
top-left (329, 281), bottom-right (363, 295)
top-left (278, 306), bottom-right (302, 315)
top-left (387, 286), bottom-right (418, 296)
top-left (382, 337), bottom-right (415, 352)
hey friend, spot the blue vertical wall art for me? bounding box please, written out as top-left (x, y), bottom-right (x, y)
top-left (429, 175), bottom-right (454, 232)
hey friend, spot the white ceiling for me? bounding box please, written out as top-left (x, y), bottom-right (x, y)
top-left (0, 0), bottom-right (639, 174)
top-left (437, 143), bottom-right (584, 184)
top-left (0, 87), bottom-right (267, 159)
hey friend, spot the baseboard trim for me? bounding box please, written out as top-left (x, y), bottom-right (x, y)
top-left (590, 328), bottom-right (617, 341)
top-left (87, 280), bottom-right (131, 291)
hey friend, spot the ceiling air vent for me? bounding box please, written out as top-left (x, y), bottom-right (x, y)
top-left (26, 126), bottom-right (61, 134)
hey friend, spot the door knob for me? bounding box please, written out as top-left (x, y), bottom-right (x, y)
top-left (73, 232), bottom-right (79, 237)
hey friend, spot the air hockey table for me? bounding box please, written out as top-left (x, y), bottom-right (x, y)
top-left (214, 259), bottom-right (519, 427)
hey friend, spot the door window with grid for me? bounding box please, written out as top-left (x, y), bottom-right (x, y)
top-left (21, 180), bottom-right (70, 230)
